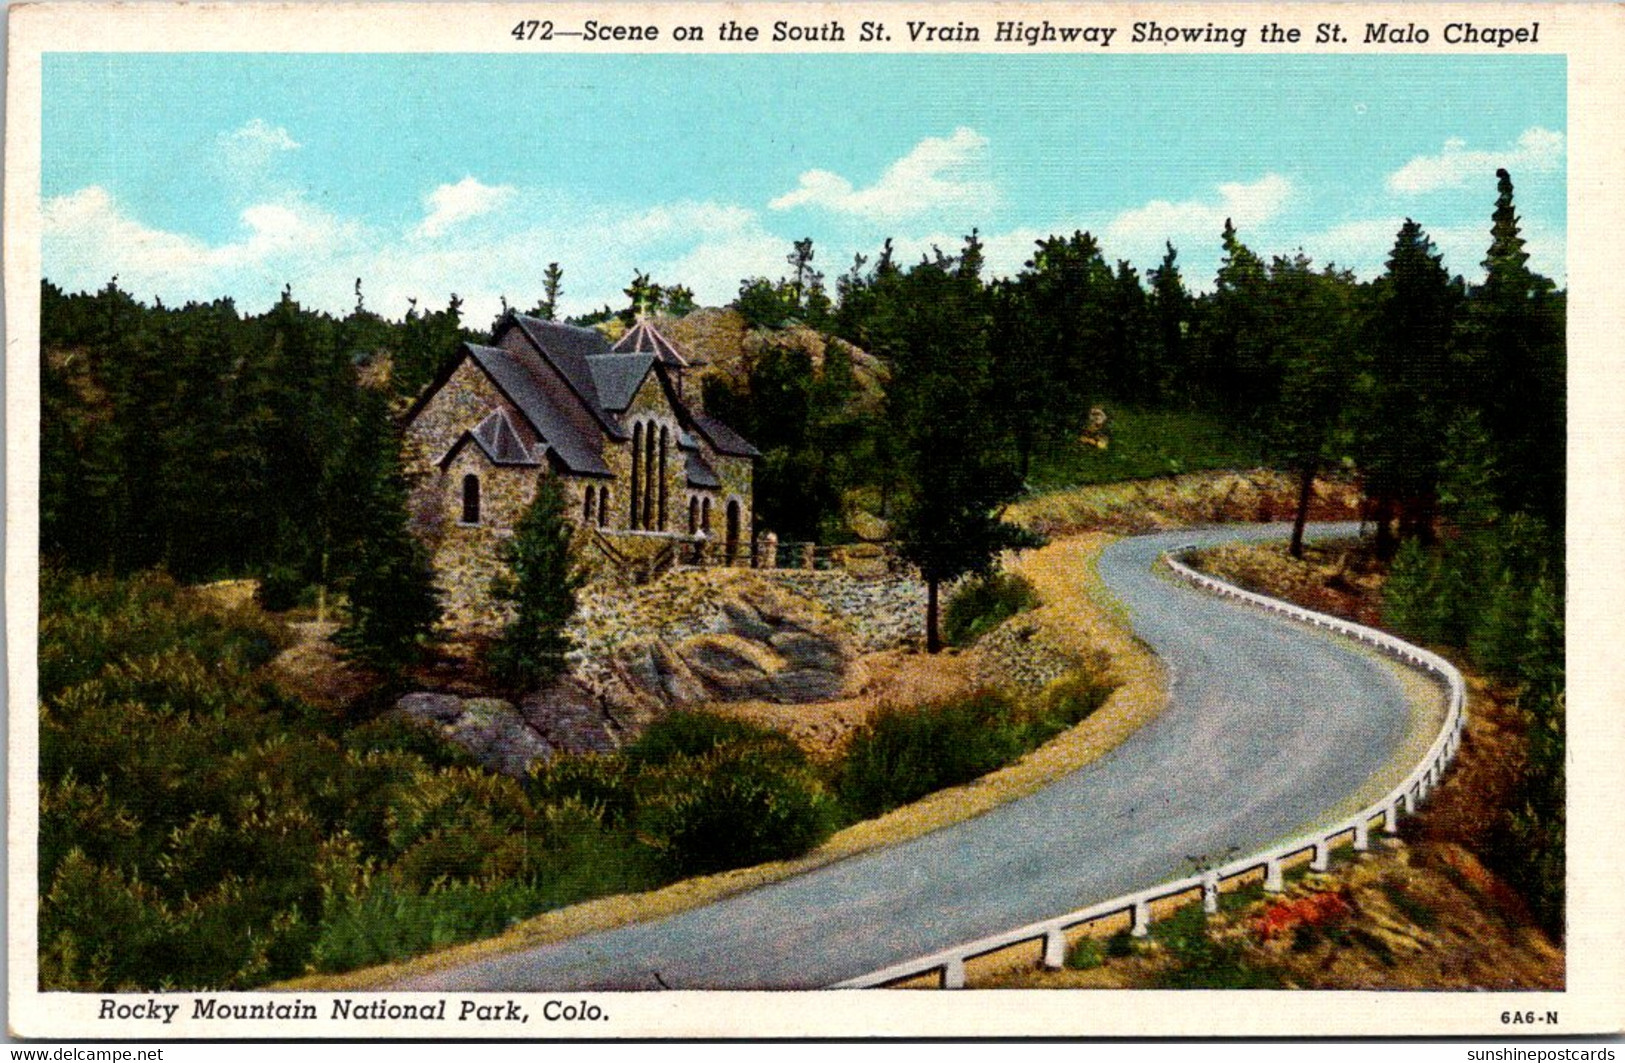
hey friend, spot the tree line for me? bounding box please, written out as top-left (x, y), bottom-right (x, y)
top-left (709, 169), bottom-right (1561, 648)
top-left (41, 170), bottom-right (1563, 655)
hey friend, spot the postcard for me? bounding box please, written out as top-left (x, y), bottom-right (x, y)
top-left (6, 0), bottom-right (1623, 1040)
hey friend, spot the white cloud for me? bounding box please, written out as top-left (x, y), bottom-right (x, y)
top-left (1104, 174), bottom-right (1296, 260)
top-left (217, 119), bottom-right (301, 186)
top-left (416, 176), bottom-right (516, 238)
top-left (770, 127), bottom-right (996, 221)
top-left (1386, 127), bottom-right (1564, 195)
top-left (43, 180), bottom-right (792, 322)
top-left (44, 184), bottom-right (362, 308)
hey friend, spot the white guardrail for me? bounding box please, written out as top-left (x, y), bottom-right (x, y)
top-left (831, 547), bottom-right (1468, 989)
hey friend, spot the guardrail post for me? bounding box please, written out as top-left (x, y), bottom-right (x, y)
top-left (1403, 787), bottom-right (1417, 815)
top-left (1310, 840), bottom-right (1331, 873)
top-left (1042, 929), bottom-right (1066, 970)
top-left (942, 957), bottom-right (965, 989)
top-left (1130, 900), bottom-right (1152, 937)
top-left (1354, 819), bottom-right (1370, 852)
top-left (1202, 874), bottom-right (1220, 914)
top-left (1264, 859), bottom-right (1285, 893)
top-left (1384, 802), bottom-right (1401, 834)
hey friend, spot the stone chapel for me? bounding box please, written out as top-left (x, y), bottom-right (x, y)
top-left (401, 311), bottom-right (757, 625)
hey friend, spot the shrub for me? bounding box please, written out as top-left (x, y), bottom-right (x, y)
top-left (836, 691), bottom-right (1027, 818)
top-left (636, 741), bottom-right (839, 876)
top-left (343, 714), bottom-right (479, 771)
top-left (1066, 938), bottom-right (1104, 970)
top-left (624, 710), bottom-right (796, 768)
top-left (944, 572), bottom-right (1040, 647)
top-left (1023, 670), bottom-right (1113, 745)
top-left (1150, 907), bottom-right (1283, 989)
top-left (525, 753), bottom-right (638, 825)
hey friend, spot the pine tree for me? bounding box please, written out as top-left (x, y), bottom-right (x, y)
top-left (333, 392), bottom-right (442, 673)
top-left (1356, 219), bottom-right (1463, 555)
top-left (490, 477), bottom-right (584, 688)
top-left (1147, 242), bottom-right (1193, 403)
top-left (537, 262), bottom-right (564, 320)
top-left (1256, 255), bottom-right (1356, 558)
top-left (1199, 219), bottom-right (1272, 414)
top-left (1465, 169), bottom-right (1565, 527)
top-left (889, 235), bottom-right (1037, 652)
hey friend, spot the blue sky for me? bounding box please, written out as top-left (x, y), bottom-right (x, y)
top-left (42, 53), bottom-right (1565, 320)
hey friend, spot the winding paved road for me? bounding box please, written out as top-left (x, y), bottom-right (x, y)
top-left (396, 522), bottom-right (1436, 990)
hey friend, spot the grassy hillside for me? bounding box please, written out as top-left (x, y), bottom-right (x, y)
top-left (1026, 405), bottom-right (1263, 491)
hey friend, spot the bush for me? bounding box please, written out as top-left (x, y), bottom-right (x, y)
top-left (943, 572), bottom-right (1040, 647)
top-left (1149, 906), bottom-right (1282, 989)
top-left (342, 714), bottom-right (480, 771)
top-left (1066, 938), bottom-right (1104, 970)
top-left (636, 741), bottom-right (840, 876)
top-left (837, 691), bottom-right (1027, 818)
top-left (624, 710), bottom-right (796, 768)
top-left (1024, 671), bottom-right (1113, 744)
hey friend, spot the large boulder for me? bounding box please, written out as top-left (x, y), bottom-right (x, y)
top-left (395, 691), bottom-right (464, 725)
top-left (447, 697), bottom-right (555, 778)
top-left (392, 692), bottom-right (556, 778)
top-left (520, 677), bottom-right (622, 755)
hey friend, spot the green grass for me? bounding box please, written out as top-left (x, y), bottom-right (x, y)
top-left (1066, 938), bottom-right (1105, 970)
top-left (1148, 904), bottom-right (1285, 990)
top-left (834, 673), bottom-right (1115, 821)
top-left (1026, 405), bottom-right (1262, 492)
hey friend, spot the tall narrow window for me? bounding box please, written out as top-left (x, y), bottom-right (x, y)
top-left (701, 497), bottom-right (712, 533)
top-left (461, 474), bottom-right (481, 524)
top-left (630, 424), bottom-right (643, 529)
top-left (642, 421), bottom-right (657, 530)
top-left (688, 497), bottom-right (700, 534)
top-left (725, 500), bottom-right (741, 565)
top-left (598, 486), bottom-right (610, 527)
top-left (582, 484), bottom-right (594, 524)
top-left (658, 426), bottom-right (669, 531)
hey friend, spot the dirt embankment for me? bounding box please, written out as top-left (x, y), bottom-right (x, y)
top-left (1008, 469), bottom-right (1362, 538)
top-left (985, 539), bottom-right (1561, 991)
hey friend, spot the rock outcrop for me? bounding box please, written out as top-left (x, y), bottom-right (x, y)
top-left (396, 570), bottom-right (915, 776)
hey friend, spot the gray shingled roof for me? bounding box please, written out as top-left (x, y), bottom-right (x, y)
top-left (587, 353), bottom-right (656, 412)
top-left (685, 449), bottom-right (722, 489)
top-left (506, 315), bottom-right (625, 440)
top-left (689, 409), bottom-right (761, 458)
top-left (470, 408), bottom-right (539, 465)
top-left (466, 343), bottom-right (612, 477)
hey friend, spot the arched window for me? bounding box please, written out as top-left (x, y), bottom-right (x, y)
top-left (630, 423), bottom-right (643, 529)
top-left (658, 425), bottom-right (669, 530)
top-left (598, 486), bottom-right (610, 528)
top-left (582, 484), bottom-right (594, 524)
top-left (688, 496), bottom-right (700, 535)
top-left (461, 474), bottom-right (481, 524)
top-left (701, 497), bottom-right (712, 533)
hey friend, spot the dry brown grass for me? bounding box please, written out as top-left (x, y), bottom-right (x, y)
top-left (1009, 469), bottom-right (1361, 538)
